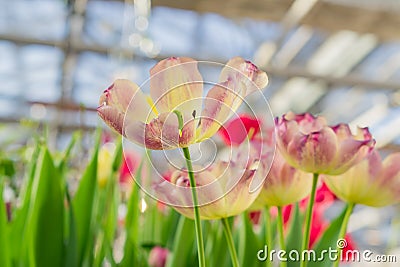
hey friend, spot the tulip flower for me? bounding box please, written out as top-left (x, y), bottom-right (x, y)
top-left (153, 142), bottom-right (271, 220)
top-left (275, 112), bottom-right (375, 175)
top-left (119, 152), bottom-right (139, 186)
top-left (97, 57), bottom-right (268, 150)
top-left (148, 246), bottom-right (169, 267)
top-left (218, 114), bottom-right (261, 146)
top-left (323, 150), bottom-right (400, 207)
top-left (251, 151), bottom-right (313, 208)
top-left (97, 143), bottom-right (115, 188)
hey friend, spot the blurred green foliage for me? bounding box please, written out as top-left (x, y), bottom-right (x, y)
top-left (0, 128), bottom-right (350, 267)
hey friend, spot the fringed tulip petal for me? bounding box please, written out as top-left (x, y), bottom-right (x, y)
top-left (220, 56), bottom-right (269, 93)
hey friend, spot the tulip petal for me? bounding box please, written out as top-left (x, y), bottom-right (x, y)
top-left (335, 138), bottom-right (375, 174)
top-left (219, 56), bottom-right (269, 93)
top-left (125, 112), bottom-right (196, 150)
top-left (331, 124), bottom-right (353, 142)
top-left (286, 127), bottom-right (339, 173)
top-left (97, 105), bottom-right (125, 135)
top-left (98, 79), bottom-right (156, 135)
top-left (99, 80), bottom-right (136, 113)
top-left (284, 112), bottom-right (327, 134)
top-left (150, 57), bottom-right (203, 118)
top-left (198, 79), bottom-right (248, 141)
top-left (253, 152), bottom-right (312, 207)
top-left (101, 79), bottom-right (154, 122)
top-left (197, 58), bottom-right (268, 141)
top-left (382, 153), bottom-right (400, 185)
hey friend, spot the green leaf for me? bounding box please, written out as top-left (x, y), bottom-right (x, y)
top-left (72, 139), bottom-right (99, 266)
top-left (8, 144), bottom-right (41, 266)
top-left (238, 213), bottom-right (261, 267)
top-left (57, 132), bottom-right (80, 173)
top-left (286, 204), bottom-right (303, 267)
top-left (163, 209), bottom-right (181, 249)
top-left (206, 221), bottom-right (229, 267)
top-left (0, 180), bottom-right (11, 267)
top-left (308, 206), bottom-right (347, 267)
top-left (0, 158), bottom-right (15, 178)
top-left (99, 163), bottom-right (120, 266)
top-left (111, 139), bottom-right (123, 173)
top-left (165, 215), bottom-right (196, 267)
top-left (64, 188), bottom-right (78, 267)
top-left (27, 148), bottom-right (64, 267)
top-left (120, 161), bottom-right (144, 267)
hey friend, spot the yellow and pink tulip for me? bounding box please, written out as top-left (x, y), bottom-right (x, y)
top-left (323, 149), bottom-right (400, 207)
top-left (97, 57), bottom-right (268, 150)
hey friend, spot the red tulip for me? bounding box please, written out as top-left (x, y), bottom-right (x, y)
top-left (218, 114), bottom-right (261, 146)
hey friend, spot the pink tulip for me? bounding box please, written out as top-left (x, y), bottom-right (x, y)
top-left (323, 150), bottom-right (400, 207)
top-left (98, 57), bottom-right (268, 150)
top-left (275, 112), bottom-right (375, 175)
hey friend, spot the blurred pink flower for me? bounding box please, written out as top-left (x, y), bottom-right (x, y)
top-left (119, 152), bottom-right (139, 186)
top-left (324, 149), bottom-right (400, 207)
top-left (148, 246), bottom-right (169, 267)
top-left (275, 112), bottom-right (375, 175)
top-left (98, 57), bottom-right (268, 150)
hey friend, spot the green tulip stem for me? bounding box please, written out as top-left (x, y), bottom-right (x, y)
top-left (182, 146), bottom-right (206, 267)
top-left (300, 173), bottom-right (319, 267)
top-left (277, 206), bottom-right (287, 267)
top-left (174, 109), bottom-right (205, 267)
top-left (222, 217), bottom-right (240, 267)
top-left (333, 203), bottom-right (355, 267)
top-left (264, 207), bottom-right (273, 267)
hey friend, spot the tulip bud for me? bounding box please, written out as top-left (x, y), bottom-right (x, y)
top-left (148, 246), bottom-right (169, 267)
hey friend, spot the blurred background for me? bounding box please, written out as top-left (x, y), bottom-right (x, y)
top-left (1, 0), bottom-right (400, 265)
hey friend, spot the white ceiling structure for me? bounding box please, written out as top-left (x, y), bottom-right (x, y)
top-left (0, 0), bottom-right (400, 151)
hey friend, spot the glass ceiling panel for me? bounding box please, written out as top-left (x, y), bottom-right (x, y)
top-left (0, 0), bottom-right (67, 40)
